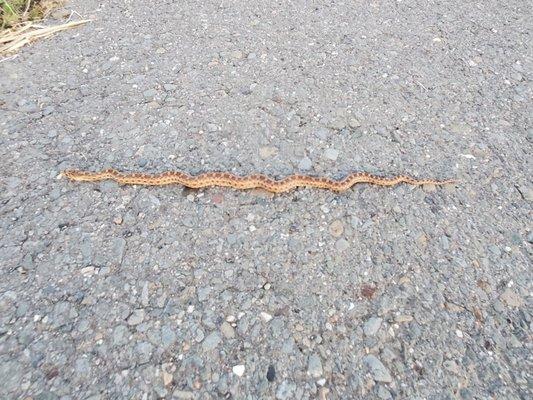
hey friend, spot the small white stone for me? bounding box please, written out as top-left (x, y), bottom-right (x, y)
top-left (187, 305), bottom-right (194, 313)
top-left (316, 378), bottom-right (326, 386)
top-left (456, 329), bottom-right (463, 338)
top-left (80, 266), bottom-right (98, 276)
top-left (232, 364), bottom-right (245, 377)
top-left (226, 315), bottom-right (236, 322)
top-left (260, 312), bottom-right (273, 322)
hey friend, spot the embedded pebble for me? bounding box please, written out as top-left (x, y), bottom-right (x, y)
top-left (232, 364), bottom-right (245, 377)
top-left (328, 220), bottom-right (344, 237)
top-left (307, 354), bottom-right (323, 377)
top-left (195, 329), bottom-right (205, 343)
top-left (276, 381), bottom-right (296, 400)
top-left (231, 50), bottom-right (244, 59)
top-left (315, 128), bottom-right (329, 140)
top-left (135, 342), bottom-right (153, 364)
top-left (220, 322), bottom-right (235, 339)
top-left (500, 288), bottom-right (524, 307)
top-left (163, 83), bottom-right (177, 91)
top-left (377, 385), bottom-right (392, 400)
top-left (259, 146), bottom-right (279, 159)
top-left (443, 360), bottom-right (460, 375)
top-left (298, 157), bottom-right (312, 171)
top-left (517, 186), bottom-right (533, 201)
top-left (161, 325), bottom-right (176, 347)
top-left (318, 387), bottom-right (330, 400)
top-left (266, 365), bottom-right (276, 382)
top-left (143, 89), bottom-right (157, 101)
top-left (323, 148), bottom-right (339, 161)
top-left (202, 332), bottom-right (222, 351)
top-left (173, 390), bottom-right (194, 399)
top-left (335, 238), bottom-right (349, 252)
top-left (363, 355), bottom-right (393, 383)
top-left (348, 117), bottom-right (361, 128)
top-left (363, 317), bottom-right (383, 336)
top-left (395, 314), bottom-right (413, 323)
top-left (197, 287), bottom-right (211, 302)
top-left (527, 128), bottom-right (533, 142)
top-left (127, 309), bottom-right (145, 326)
top-left (113, 325), bottom-right (129, 346)
top-left (326, 117), bottom-right (346, 130)
top-left (260, 312), bottom-right (273, 322)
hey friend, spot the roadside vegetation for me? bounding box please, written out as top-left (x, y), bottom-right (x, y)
top-left (1, 0), bottom-right (62, 29)
top-left (0, 1), bottom-right (89, 55)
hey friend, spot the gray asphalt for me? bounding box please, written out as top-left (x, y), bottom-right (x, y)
top-left (1, 1), bottom-right (531, 399)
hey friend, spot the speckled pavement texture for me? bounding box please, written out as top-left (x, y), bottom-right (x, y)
top-left (0, 1), bottom-right (531, 399)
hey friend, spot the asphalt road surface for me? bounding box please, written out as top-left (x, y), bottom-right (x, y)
top-left (1, 1), bottom-right (531, 399)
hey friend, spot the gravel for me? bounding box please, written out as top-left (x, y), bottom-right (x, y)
top-left (202, 332), bottom-right (222, 351)
top-left (232, 365), bottom-right (245, 377)
top-left (220, 321), bottom-right (235, 339)
top-left (323, 148), bottom-right (340, 161)
top-left (298, 157), bottom-right (313, 171)
top-left (363, 317), bottom-right (383, 336)
top-left (276, 381), bottom-right (297, 400)
top-left (267, 364), bottom-right (276, 382)
top-left (363, 355), bottom-right (393, 383)
top-left (307, 354), bottom-right (324, 378)
top-left (127, 309), bottom-right (145, 326)
top-left (112, 325), bottom-right (129, 346)
top-left (0, 0), bottom-right (530, 399)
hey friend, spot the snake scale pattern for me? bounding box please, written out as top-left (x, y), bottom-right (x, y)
top-left (63, 169), bottom-right (455, 193)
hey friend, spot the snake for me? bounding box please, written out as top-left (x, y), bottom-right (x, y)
top-left (63, 169), bottom-right (455, 193)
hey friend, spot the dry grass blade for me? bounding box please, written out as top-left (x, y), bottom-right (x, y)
top-left (23, 0), bottom-right (32, 16)
top-left (0, 19), bottom-right (89, 54)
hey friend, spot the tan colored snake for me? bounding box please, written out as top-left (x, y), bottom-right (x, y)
top-left (63, 169), bottom-right (455, 193)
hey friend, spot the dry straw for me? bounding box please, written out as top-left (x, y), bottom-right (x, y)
top-left (0, 19), bottom-right (89, 54)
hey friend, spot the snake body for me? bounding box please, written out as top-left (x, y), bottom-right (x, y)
top-left (63, 169), bottom-right (455, 193)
